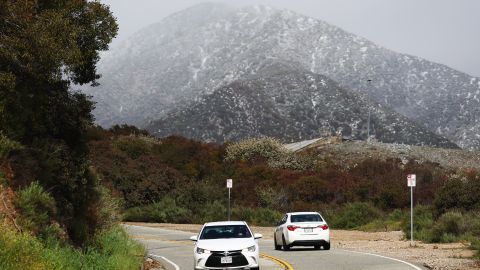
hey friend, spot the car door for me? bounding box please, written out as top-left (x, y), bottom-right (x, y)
top-left (275, 215), bottom-right (288, 242)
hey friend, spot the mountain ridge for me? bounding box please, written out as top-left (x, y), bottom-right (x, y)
top-left (83, 3), bottom-right (480, 149)
top-left (147, 65), bottom-right (457, 148)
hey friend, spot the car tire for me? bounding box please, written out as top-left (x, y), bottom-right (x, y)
top-left (282, 235), bottom-right (290, 251)
top-left (251, 268), bottom-right (259, 270)
top-left (274, 235), bottom-right (281, 250)
top-left (323, 242), bottom-right (331, 250)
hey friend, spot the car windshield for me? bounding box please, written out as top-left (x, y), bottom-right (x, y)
top-left (200, 225), bottom-right (252, 239)
top-left (291, 214), bottom-right (323, 223)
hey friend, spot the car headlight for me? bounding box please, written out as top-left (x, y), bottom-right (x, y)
top-left (243, 245), bottom-right (256, 252)
top-left (196, 247), bottom-right (211, 254)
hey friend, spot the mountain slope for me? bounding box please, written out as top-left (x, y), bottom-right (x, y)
top-left (84, 3), bottom-right (480, 148)
top-left (147, 66), bottom-right (457, 148)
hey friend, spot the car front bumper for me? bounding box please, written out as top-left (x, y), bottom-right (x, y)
top-left (194, 251), bottom-right (259, 270)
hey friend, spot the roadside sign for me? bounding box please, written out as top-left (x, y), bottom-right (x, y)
top-left (407, 174), bottom-right (416, 187)
top-left (407, 173), bottom-right (416, 247)
top-left (227, 179), bottom-right (233, 221)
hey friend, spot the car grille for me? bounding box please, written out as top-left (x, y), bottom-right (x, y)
top-left (205, 250), bottom-right (249, 267)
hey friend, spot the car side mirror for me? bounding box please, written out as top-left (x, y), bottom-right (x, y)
top-left (190, 235), bottom-right (198, 241)
top-left (254, 233), bottom-right (263, 239)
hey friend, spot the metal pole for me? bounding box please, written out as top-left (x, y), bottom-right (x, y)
top-left (366, 79), bottom-right (372, 142)
top-left (410, 186), bottom-right (413, 246)
top-left (367, 110), bottom-right (371, 142)
top-left (228, 188), bottom-right (231, 221)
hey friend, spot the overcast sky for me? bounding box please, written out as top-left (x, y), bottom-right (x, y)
top-left (100, 0), bottom-right (480, 77)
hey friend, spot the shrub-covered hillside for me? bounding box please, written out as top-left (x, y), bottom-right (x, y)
top-left (88, 128), bottom-right (474, 215)
top-left (87, 126), bottom-right (480, 257)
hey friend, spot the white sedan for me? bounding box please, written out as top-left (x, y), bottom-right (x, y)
top-left (274, 211), bottom-right (330, 250)
top-left (190, 221), bottom-right (262, 270)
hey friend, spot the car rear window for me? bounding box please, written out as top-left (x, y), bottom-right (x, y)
top-left (291, 214), bottom-right (323, 223)
top-left (200, 225), bottom-right (252, 239)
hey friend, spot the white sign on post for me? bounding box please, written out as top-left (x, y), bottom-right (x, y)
top-left (227, 179), bottom-right (233, 189)
top-left (407, 174), bottom-right (416, 246)
top-left (407, 174), bottom-right (416, 187)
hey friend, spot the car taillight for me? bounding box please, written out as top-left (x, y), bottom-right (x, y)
top-left (287, 225), bottom-right (299, 231)
top-left (318, 224), bottom-right (329, 230)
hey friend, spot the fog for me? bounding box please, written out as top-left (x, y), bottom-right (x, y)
top-left (100, 0), bottom-right (480, 77)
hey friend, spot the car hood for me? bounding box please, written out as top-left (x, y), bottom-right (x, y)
top-left (197, 238), bottom-right (256, 251)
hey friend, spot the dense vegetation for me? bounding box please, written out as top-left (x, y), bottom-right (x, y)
top-left (88, 126), bottom-right (480, 258)
top-left (0, 1), bottom-right (144, 269)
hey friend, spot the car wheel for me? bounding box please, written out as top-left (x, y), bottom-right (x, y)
top-left (323, 242), bottom-right (331, 250)
top-left (282, 235), bottom-right (290, 251)
top-left (274, 235), bottom-right (281, 250)
top-left (314, 245), bottom-right (321, 250)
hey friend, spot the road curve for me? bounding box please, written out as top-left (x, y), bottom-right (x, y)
top-left (125, 224), bottom-right (427, 270)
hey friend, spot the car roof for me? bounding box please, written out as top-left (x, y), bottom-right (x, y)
top-left (287, 212), bottom-right (320, 215)
top-left (203, 221), bottom-right (247, 226)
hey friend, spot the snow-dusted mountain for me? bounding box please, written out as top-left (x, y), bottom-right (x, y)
top-left (84, 3), bottom-right (480, 148)
top-left (147, 65), bottom-right (456, 148)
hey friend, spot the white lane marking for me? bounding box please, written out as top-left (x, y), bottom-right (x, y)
top-left (149, 254), bottom-right (181, 270)
top-left (342, 250), bottom-right (423, 270)
top-left (125, 225), bottom-right (181, 233)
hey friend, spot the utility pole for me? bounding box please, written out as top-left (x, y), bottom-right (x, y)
top-left (366, 79), bottom-right (372, 142)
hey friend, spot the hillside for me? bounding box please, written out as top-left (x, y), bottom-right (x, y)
top-left (86, 128), bottom-right (480, 259)
top-left (85, 3), bottom-right (480, 149)
top-left (289, 137), bottom-right (480, 170)
top-left (148, 66), bottom-right (456, 148)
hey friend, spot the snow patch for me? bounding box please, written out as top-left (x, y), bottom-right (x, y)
top-left (311, 51), bottom-right (317, 72)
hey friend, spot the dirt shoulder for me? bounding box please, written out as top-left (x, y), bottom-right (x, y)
top-left (125, 222), bottom-right (479, 270)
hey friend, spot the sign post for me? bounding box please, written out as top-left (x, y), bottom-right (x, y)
top-left (407, 174), bottom-right (416, 246)
top-left (227, 179), bottom-right (233, 221)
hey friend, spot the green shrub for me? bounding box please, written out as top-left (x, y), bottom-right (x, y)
top-left (232, 207), bottom-right (282, 226)
top-left (0, 171), bottom-right (7, 187)
top-left (402, 205), bottom-right (434, 241)
top-left (15, 182), bottom-right (57, 239)
top-left (114, 135), bottom-right (154, 159)
top-left (225, 137), bottom-right (312, 170)
top-left (0, 225), bottom-right (144, 270)
top-left (471, 238), bottom-right (480, 259)
top-left (434, 173), bottom-right (480, 215)
top-left (232, 207), bottom-right (255, 224)
top-left (331, 202), bottom-right (382, 229)
top-left (86, 226), bottom-right (145, 270)
top-left (256, 186), bottom-right (288, 210)
top-left (124, 197), bottom-right (191, 223)
top-left (430, 211), bottom-right (468, 242)
top-left (359, 209), bottom-right (407, 232)
top-left (225, 137), bottom-right (284, 163)
top-left (196, 201), bottom-right (227, 223)
top-left (0, 134), bottom-right (23, 158)
top-left (0, 226), bottom-right (47, 270)
top-left (96, 186), bottom-right (123, 230)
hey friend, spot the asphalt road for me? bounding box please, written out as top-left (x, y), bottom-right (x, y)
top-left (125, 224), bottom-right (427, 270)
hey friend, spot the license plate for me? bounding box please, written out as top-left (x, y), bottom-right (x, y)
top-left (304, 228), bottom-right (313, 233)
top-left (221, 256), bottom-right (232, 264)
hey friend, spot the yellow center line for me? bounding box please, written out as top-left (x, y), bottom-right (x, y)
top-left (261, 253), bottom-right (295, 270)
